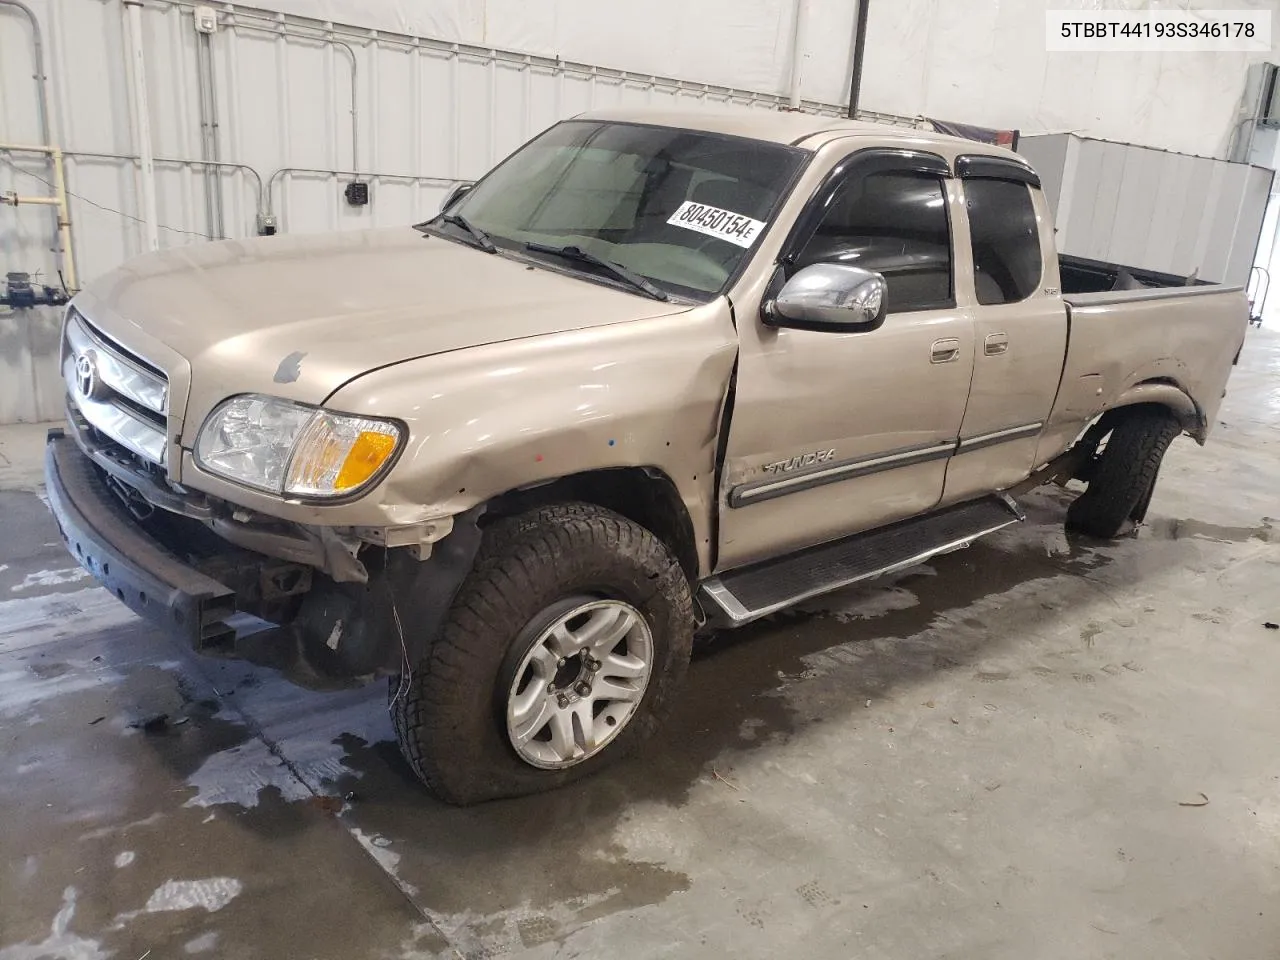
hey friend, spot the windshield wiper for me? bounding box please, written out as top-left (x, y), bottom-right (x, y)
top-left (524, 242), bottom-right (669, 301)
top-left (415, 212), bottom-right (496, 253)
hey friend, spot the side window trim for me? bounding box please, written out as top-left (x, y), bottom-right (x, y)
top-left (955, 154), bottom-right (1041, 188)
top-left (779, 148), bottom-right (952, 268)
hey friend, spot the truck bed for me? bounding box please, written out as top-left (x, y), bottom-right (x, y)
top-left (1059, 254), bottom-right (1214, 295)
top-left (1064, 281), bottom-right (1243, 308)
top-left (1037, 282), bottom-right (1250, 463)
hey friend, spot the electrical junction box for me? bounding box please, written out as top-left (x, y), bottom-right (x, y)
top-left (193, 6), bottom-right (217, 34)
top-left (344, 181), bottom-right (370, 206)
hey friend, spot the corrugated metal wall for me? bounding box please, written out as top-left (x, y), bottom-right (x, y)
top-left (1019, 133), bottom-right (1275, 288)
top-left (0, 0), bottom-right (918, 424)
top-left (2, 0), bottom-right (917, 287)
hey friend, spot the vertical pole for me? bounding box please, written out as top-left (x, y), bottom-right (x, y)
top-left (194, 27), bottom-right (217, 238)
top-left (50, 147), bottom-right (77, 289)
top-left (848, 0), bottom-right (870, 119)
top-left (203, 31), bottom-right (226, 239)
top-left (787, 0), bottom-right (808, 110)
top-left (123, 0), bottom-right (159, 250)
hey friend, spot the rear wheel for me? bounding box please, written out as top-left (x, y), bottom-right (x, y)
top-left (1066, 408), bottom-right (1181, 538)
top-left (390, 502), bottom-right (693, 804)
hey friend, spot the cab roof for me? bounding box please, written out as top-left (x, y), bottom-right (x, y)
top-left (573, 107), bottom-right (1024, 163)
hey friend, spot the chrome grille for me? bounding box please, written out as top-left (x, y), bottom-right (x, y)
top-left (63, 308), bottom-right (169, 466)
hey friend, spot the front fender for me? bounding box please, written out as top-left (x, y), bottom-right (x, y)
top-left (325, 300), bottom-right (738, 573)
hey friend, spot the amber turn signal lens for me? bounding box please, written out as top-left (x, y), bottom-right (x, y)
top-left (284, 412), bottom-right (402, 497)
top-left (336, 431), bottom-right (398, 490)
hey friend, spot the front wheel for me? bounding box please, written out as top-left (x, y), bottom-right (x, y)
top-left (390, 502), bottom-right (694, 804)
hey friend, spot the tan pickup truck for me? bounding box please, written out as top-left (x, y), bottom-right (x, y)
top-left (45, 109), bottom-right (1248, 803)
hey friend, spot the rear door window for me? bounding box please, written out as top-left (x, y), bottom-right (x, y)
top-left (964, 179), bottom-right (1043, 305)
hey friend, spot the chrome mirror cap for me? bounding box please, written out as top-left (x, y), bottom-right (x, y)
top-left (767, 263), bottom-right (888, 332)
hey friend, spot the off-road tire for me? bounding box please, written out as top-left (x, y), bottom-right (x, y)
top-left (389, 502), bottom-right (694, 804)
top-left (1066, 408), bottom-right (1181, 538)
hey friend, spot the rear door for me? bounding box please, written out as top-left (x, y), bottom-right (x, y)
top-left (717, 148), bottom-right (976, 570)
top-left (942, 157), bottom-right (1069, 503)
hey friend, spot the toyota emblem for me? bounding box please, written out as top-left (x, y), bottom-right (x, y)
top-left (74, 352), bottom-right (100, 400)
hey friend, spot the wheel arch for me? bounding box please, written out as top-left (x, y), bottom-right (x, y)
top-left (484, 466), bottom-right (702, 583)
top-left (1111, 379), bottom-right (1206, 442)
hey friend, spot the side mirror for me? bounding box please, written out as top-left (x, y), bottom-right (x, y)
top-left (765, 263), bottom-right (888, 332)
top-left (440, 182), bottom-right (474, 214)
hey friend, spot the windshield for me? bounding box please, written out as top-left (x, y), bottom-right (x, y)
top-left (447, 120), bottom-right (808, 300)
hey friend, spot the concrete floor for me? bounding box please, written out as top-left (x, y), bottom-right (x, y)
top-left (1, 329), bottom-right (1278, 960)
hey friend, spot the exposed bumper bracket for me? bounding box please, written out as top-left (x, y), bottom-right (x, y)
top-left (44, 431), bottom-right (237, 649)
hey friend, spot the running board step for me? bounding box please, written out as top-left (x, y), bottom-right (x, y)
top-left (699, 495), bottom-right (1023, 626)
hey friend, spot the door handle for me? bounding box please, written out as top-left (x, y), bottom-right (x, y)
top-left (931, 338), bottom-right (961, 364)
top-left (984, 333), bottom-right (1009, 356)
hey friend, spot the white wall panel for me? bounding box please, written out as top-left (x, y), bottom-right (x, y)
top-left (1025, 132), bottom-right (1272, 285)
top-left (1233, 166), bottom-right (1274, 282)
top-left (862, 0), bottom-right (1279, 160)
top-left (5, 0), bottom-right (896, 301)
top-left (4, 0), bottom-right (1276, 426)
top-left (4, 0), bottom-right (1276, 300)
top-left (1110, 146), bottom-right (1165, 272)
top-left (1147, 152), bottom-right (1201, 272)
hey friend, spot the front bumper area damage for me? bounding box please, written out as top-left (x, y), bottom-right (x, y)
top-left (45, 425), bottom-right (484, 688)
top-left (45, 432), bottom-right (241, 648)
top-left (62, 401), bottom-right (370, 584)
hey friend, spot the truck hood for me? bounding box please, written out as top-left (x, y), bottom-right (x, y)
top-left (74, 226), bottom-right (691, 424)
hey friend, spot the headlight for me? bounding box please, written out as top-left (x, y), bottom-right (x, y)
top-left (195, 395), bottom-right (403, 498)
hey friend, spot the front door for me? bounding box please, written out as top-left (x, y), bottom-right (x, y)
top-left (717, 149), bottom-right (975, 570)
top-left (942, 164), bottom-right (1069, 503)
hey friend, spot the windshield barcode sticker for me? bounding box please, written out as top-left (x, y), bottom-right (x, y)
top-left (667, 201), bottom-right (766, 248)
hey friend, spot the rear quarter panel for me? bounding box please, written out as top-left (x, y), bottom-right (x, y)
top-left (1036, 286), bottom-right (1249, 463)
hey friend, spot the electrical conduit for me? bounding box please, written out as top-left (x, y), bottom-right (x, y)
top-left (123, 0), bottom-right (160, 251)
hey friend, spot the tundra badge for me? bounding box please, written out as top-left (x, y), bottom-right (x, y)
top-left (762, 449), bottom-right (836, 475)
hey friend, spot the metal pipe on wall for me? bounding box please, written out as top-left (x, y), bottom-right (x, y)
top-left (0, 0), bottom-right (52, 148)
top-left (194, 26), bottom-right (216, 237)
top-left (0, 0), bottom-right (67, 271)
top-left (168, 4), bottom-right (199, 241)
top-left (0, 142), bottom-right (78, 289)
top-left (213, 7), bottom-right (360, 174)
top-left (204, 31), bottom-right (225, 237)
top-left (333, 34), bottom-right (359, 175)
top-left (787, 0), bottom-right (808, 110)
top-left (64, 151), bottom-right (264, 224)
top-left (0, 195), bottom-right (59, 205)
top-left (847, 0), bottom-right (870, 119)
top-left (265, 166), bottom-right (461, 222)
top-left (152, 0), bottom-right (919, 126)
top-left (122, 0), bottom-right (160, 250)
top-left (194, 26), bottom-right (226, 238)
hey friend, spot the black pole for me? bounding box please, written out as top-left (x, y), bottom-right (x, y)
top-left (847, 0), bottom-right (870, 119)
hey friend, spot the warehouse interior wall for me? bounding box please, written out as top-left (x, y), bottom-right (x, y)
top-left (859, 0), bottom-right (1280, 159)
top-left (3, 0), bottom-right (899, 293)
top-left (244, 0), bottom-right (1280, 162)
top-left (5, 0), bottom-right (1279, 285)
